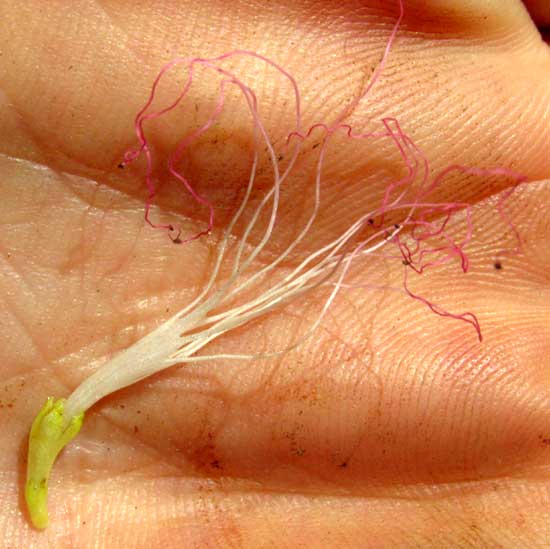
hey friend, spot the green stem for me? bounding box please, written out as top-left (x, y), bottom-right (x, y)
top-left (25, 397), bottom-right (84, 529)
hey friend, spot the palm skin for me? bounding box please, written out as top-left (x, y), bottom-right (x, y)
top-left (0, 0), bottom-right (549, 546)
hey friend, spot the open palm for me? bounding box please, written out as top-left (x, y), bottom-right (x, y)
top-left (1, 0), bottom-right (549, 546)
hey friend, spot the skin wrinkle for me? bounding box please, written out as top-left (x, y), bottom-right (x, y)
top-left (93, 0), bottom-right (135, 56)
top-left (50, 449), bottom-right (550, 501)
top-left (0, 153), bottom-right (311, 276)
top-left (0, 474), bottom-right (547, 544)
top-left (0, 295), bottom-right (52, 370)
top-left (4, 466), bottom-right (549, 502)
top-left (73, 413), bottom-right (178, 478)
top-left (7, 470), bottom-right (546, 508)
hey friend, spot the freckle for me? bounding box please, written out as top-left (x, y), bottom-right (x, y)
top-left (494, 261), bottom-right (502, 270)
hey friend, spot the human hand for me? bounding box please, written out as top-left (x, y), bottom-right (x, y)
top-left (1, 0), bottom-right (549, 545)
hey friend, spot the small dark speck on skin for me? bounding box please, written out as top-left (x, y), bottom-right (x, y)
top-left (494, 261), bottom-right (503, 270)
top-left (339, 461), bottom-right (348, 468)
top-left (134, 425), bottom-right (139, 434)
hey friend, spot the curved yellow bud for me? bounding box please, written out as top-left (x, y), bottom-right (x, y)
top-left (25, 397), bottom-right (84, 529)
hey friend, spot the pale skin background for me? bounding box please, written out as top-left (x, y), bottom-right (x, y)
top-left (0, 0), bottom-right (549, 546)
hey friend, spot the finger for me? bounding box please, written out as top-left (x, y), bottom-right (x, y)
top-left (1, 0), bottom-right (548, 185)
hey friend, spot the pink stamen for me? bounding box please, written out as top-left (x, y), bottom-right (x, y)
top-left (120, 0), bottom-right (526, 341)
